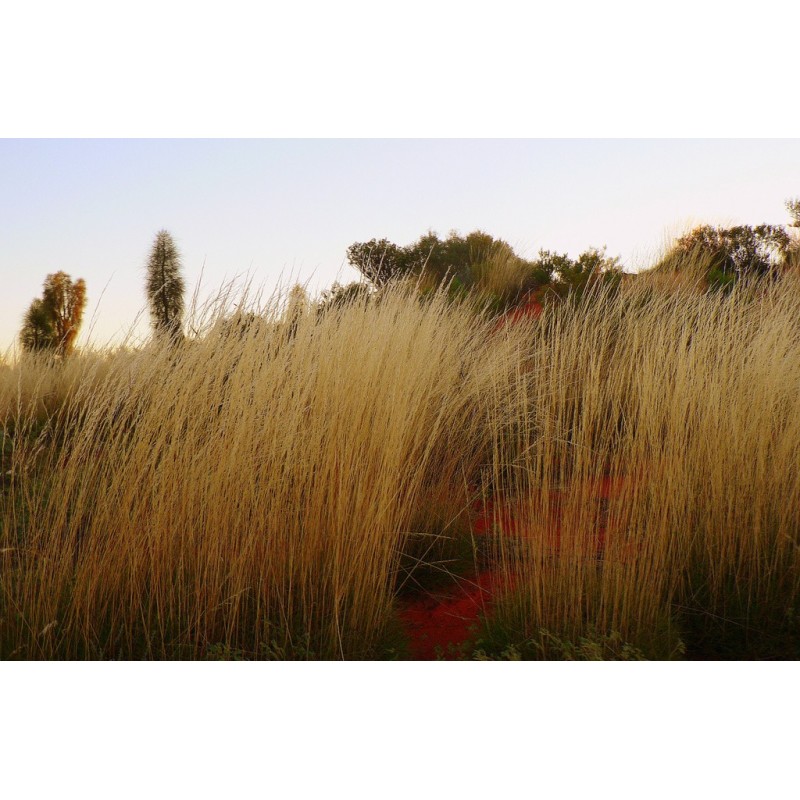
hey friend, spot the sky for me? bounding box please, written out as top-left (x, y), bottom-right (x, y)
top-left (2, 138), bottom-right (799, 352)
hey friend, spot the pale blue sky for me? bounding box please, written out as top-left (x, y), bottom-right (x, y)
top-left (2, 139), bottom-right (799, 352)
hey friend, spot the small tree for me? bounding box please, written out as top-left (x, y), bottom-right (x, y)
top-left (20, 298), bottom-right (55, 353)
top-left (346, 230), bottom-right (548, 308)
top-left (346, 239), bottom-right (409, 287)
top-left (20, 272), bottom-right (87, 355)
top-left (785, 199), bottom-right (800, 272)
top-left (145, 229), bottom-right (185, 339)
top-left (42, 271), bottom-right (87, 355)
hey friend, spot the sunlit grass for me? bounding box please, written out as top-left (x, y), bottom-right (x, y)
top-left (0, 284), bottom-right (525, 658)
top-left (2, 268), bottom-right (799, 659)
top-left (483, 274), bottom-right (800, 658)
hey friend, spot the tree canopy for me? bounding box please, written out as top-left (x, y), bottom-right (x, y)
top-left (20, 271), bottom-right (87, 355)
top-left (346, 230), bottom-right (529, 289)
top-left (346, 229), bottom-right (623, 309)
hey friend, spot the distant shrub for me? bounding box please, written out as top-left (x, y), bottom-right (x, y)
top-left (652, 200), bottom-right (800, 287)
top-left (315, 281), bottom-right (372, 316)
top-left (347, 229), bottom-right (624, 313)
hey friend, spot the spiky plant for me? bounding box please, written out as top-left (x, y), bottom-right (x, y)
top-left (145, 229), bottom-right (185, 340)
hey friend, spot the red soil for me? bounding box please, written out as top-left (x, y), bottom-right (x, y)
top-left (491, 294), bottom-right (544, 333)
top-left (504, 295), bottom-right (544, 324)
top-left (397, 471), bottom-right (635, 659)
top-left (397, 569), bottom-right (502, 660)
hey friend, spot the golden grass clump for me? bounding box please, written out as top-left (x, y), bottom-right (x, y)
top-left (2, 265), bottom-right (800, 660)
top-left (0, 284), bottom-right (525, 659)
top-left (484, 274), bottom-right (800, 658)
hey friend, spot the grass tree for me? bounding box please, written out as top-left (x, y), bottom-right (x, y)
top-left (145, 229), bottom-right (186, 340)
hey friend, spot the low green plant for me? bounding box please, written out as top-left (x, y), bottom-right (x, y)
top-left (470, 626), bottom-right (676, 661)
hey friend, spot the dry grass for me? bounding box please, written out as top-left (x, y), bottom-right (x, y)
top-left (484, 274), bottom-right (800, 658)
top-left (0, 285), bottom-right (524, 659)
top-left (2, 268), bottom-right (799, 659)
top-left (470, 247), bottom-right (536, 302)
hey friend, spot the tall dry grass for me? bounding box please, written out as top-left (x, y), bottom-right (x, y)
top-left (484, 274), bottom-right (800, 658)
top-left (2, 268), bottom-right (799, 659)
top-left (0, 285), bottom-right (524, 659)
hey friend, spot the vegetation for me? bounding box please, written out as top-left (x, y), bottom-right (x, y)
top-left (346, 230), bottom-right (623, 310)
top-left (652, 200), bottom-right (800, 289)
top-left (2, 217), bottom-right (800, 660)
top-left (20, 271), bottom-right (87, 356)
top-left (145, 229), bottom-right (186, 340)
top-left (486, 269), bottom-right (800, 659)
top-left (0, 285), bottom-right (523, 658)
top-left (20, 299), bottom-right (54, 353)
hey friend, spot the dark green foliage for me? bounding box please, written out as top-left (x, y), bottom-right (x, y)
top-left (707, 267), bottom-right (737, 293)
top-left (145, 229), bottom-right (185, 339)
top-left (675, 551), bottom-right (800, 660)
top-left (346, 239), bottom-right (409, 287)
top-left (347, 230), bottom-right (532, 290)
top-left (346, 230), bottom-right (624, 309)
top-left (786, 199), bottom-right (800, 271)
top-left (675, 604), bottom-right (800, 661)
top-left (657, 223), bottom-right (792, 282)
top-left (315, 281), bottom-right (373, 316)
top-left (20, 298), bottom-right (55, 352)
top-left (471, 610), bottom-right (685, 660)
top-left (538, 246), bottom-right (624, 301)
top-left (470, 628), bottom-right (652, 661)
top-left (202, 623), bottom-right (408, 660)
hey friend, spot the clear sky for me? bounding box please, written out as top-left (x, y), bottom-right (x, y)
top-left (2, 139), bottom-right (799, 352)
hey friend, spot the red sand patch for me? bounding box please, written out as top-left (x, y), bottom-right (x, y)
top-left (491, 294), bottom-right (544, 333)
top-left (397, 570), bottom-right (501, 660)
top-left (397, 471), bottom-right (637, 659)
